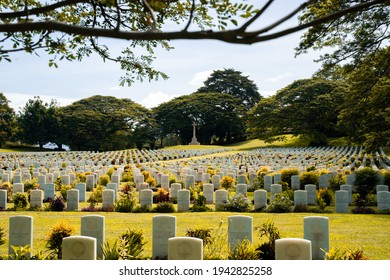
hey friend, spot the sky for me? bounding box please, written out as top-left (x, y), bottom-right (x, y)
top-left (0, 1), bottom-right (325, 112)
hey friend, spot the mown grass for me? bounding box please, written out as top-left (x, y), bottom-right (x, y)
top-left (0, 210), bottom-right (389, 260)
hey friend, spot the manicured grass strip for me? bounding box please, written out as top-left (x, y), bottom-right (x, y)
top-left (0, 211), bottom-right (389, 260)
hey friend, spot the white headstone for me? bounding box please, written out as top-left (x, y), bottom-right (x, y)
top-left (215, 189), bottom-right (228, 211)
top-left (0, 189), bottom-right (7, 210)
top-left (75, 183), bottom-right (86, 202)
top-left (304, 184), bottom-right (317, 205)
top-left (152, 215), bottom-right (176, 259)
top-left (275, 238), bottom-right (312, 260)
top-left (377, 191), bottom-right (390, 210)
top-left (335, 190), bottom-right (349, 213)
top-left (140, 189), bottom-right (153, 208)
top-left (228, 215), bottom-right (253, 249)
top-left (62, 236), bottom-right (97, 260)
top-left (8, 215), bottom-right (33, 257)
top-left (102, 189), bottom-right (115, 210)
top-left (340, 184), bottom-right (352, 204)
top-left (376, 185), bottom-right (389, 193)
top-left (170, 183), bottom-right (181, 198)
top-left (185, 175), bottom-right (195, 190)
top-left (291, 175), bottom-right (300, 190)
top-left (177, 189), bottom-right (190, 212)
top-left (211, 175), bottom-right (220, 190)
top-left (30, 189), bottom-right (44, 209)
top-left (304, 216), bottom-right (329, 260)
top-left (81, 215), bottom-right (105, 259)
top-left (67, 189), bottom-right (79, 211)
top-left (254, 189), bottom-right (267, 210)
top-left (264, 175), bottom-right (272, 191)
top-left (86, 175), bottom-right (95, 191)
top-left (161, 174), bottom-right (170, 190)
top-left (12, 183), bottom-right (24, 194)
top-left (106, 183), bottom-right (118, 201)
top-left (202, 183), bottom-right (214, 204)
top-left (294, 190), bottom-right (307, 208)
top-left (270, 184), bottom-right (282, 201)
top-left (168, 237), bottom-right (203, 260)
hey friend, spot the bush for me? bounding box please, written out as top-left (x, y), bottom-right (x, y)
top-left (190, 195), bottom-right (212, 212)
top-left (23, 178), bottom-right (39, 192)
top-left (185, 228), bottom-right (212, 245)
top-left (87, 185), bottom-right (104, 204)
top-left (383, 170), bottom-right (390, 186)
top-left (98, 174), bottom-right (110, 186)
top-left (219, 194), bottom-right (252, 212)
top-left (12, 192), bottom-right (29, 210)
top-left (153, 188), bottom-right (170, 203)
top-left (115, 195), bottom-right (137, 213)
top-left (203, 220), bottom-right (228, 260)
top-left (281, 168), bottom-right (299, 188)
top-left (220, 176), bottom-right (235, 190)
top-left (328, 173), bottom-right (346, 192)
top-left (46, 221), bottom-right (75, 259)
top-left (300, 172), bottom-right (319, 188)
top-left (121, 171), bottom-right (133, 182)
top-left (266, 192), bottom-right (293, 213)
top-left (317, 188), bottom-right (333, 206)
top-left (254, 219), bottom-right (281, 260)
top-left (355, 167), bottom-right (380, 198)
top-left (228, 239), bottom-right (260, 260)
top-left (153, 202), bottom-right (175, 213)
top-left (59, 185), bottom-right (73, 201)
top-left (118, 229), bottom-right (147, 260)
top-left (47, 196), bottom-right (66, 211)
top-left (324, 247), bottom-right (368, 260)
top-left (0, 224), bottom-right (5, 245)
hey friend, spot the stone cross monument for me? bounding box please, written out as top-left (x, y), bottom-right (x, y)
top-left (189, 123), bottom-right (200, 145)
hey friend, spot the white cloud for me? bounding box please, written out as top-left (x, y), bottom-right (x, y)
top-left (267, 72), bottom-right (292, 82)
top-left (3, 92), bottom-right (77, 112)
top-left (189, 70), bottom-right (213, 87)
top-left (139, 91), bottom-right (178, 109)
top-left (261, 90), bottom-right (277, 97)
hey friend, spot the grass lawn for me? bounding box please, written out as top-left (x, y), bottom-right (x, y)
top-left (0, 210), bottom-right (389, 260)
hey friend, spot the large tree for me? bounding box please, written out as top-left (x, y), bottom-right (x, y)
top-left (17, 97), bottom-right (59, 149)
top-left (0, 93), bottom-right (16, 147)
top-left (0, 0), bottom-right (385, 86)
top-left (154, 92), bottom-right (245, 145)
top-left (247, 78), bottom-right (347, 146)
top-left (338, 46), bottom-right (390, 150)
top-left (196, 68), bottom-right (261, 110)
top-left (59, 95), bottom-right (152, 150)
top-left (297, 0), bottom-right (390, 72)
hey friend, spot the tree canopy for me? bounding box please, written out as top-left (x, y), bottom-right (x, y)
top-left (247, 78), bottom-right (347, 146)
top-left (154, 92), bottom-right (246, 145)
top-left (0, 93), bottom-right (16, 147)
top-left (59, 95), bottom-right (152, 150)
top-left (196, 68), bottom-right (261, 110)
top-left (1, 0), bottom-right (386, 85)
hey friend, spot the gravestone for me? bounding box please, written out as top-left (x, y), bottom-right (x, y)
top-left (152, 215), bottom-right (176, 259)
top-left (8, 215), bottom-right (33, 257)
top-left (2, 173), bottom-right (9, 183)
top-left (202, 183), bottom-right (214, 204)
top-left (237, 175), bottom-right (246, 185)
top-left (264, 175), bottom-right (272, 191)
top-left (13, 174), bottom-right (22, 184)
top-left (0, 189), bottom-right (7, 210)
top-left (134, 174), bottom-right (144, 190)
top-left (335, 190), bottom-right (349, 213)
top-left (168, 237), bottom-right (203, 260)
top-left (340, 184), bottom-right (352, 204)
top-left (81, 215), bottom-right (105, 259)
top-left (202, 173), bottom-right (210, 183)
top-left (291, 175), bottom-right (301, 190)
top-left (236, 184), bottom-right (247, 196)
top-left (215, 189), bottom-right (228, 211)
top-left (275, 238), bottom-right (312, 260)
top-left (228, 215), bottom-right (253, 250)
top-left (140, 189), bottom-right (153, 209)
top-left (61, 175), bottom-right (71, 185)
top-left (185, 175), bottom-right (195, 190)
top-left (30, 189), bottom-right (44, 209)
top-left (318, 174), bottom-right (330, 188)
top-left (270, 184), bottom-right (282, 200)
top-left (62, 236), bottom-right (97, 260)
top-left (161, 174), bottom-right (170, 190)
top-left (211, 175), bottom-right (221, 190)
top-left (376, 185), bottom-right (389, 193)
top-left (12, 183), bottom-right (24, 194)
top-left (377, 191), bottom-right (390, 210)
top-left (294, 190), bottom-right (307, 208)
top-left (75, 183), bottom-right (86, 202)
top-left (177, 189), bottom-right (190, 212)
top-left (254, 189), bottom-right (267, 210)
top-left (170, 183), bottom-right (181, 198)
top-left (106, 183), bottom-right (118, 201)
top-left (304, 216), bottom-right (329, 260)
top-left (67, 189), bottom-right (79, 211)
top-left (38, 175), bottom-right (46, 186)
top-left (273, 173), bottom-right (282, 184)
top-left (46, 173), bottom-right (54, 184)
top-left (111, 174), bottom-right (121, 187)
top-left (102, 189), bottom-right (115, 210)
top-left (304, 184), bottom-right (317, 205)
top-left (86, 175), bottom-right (95, 191)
